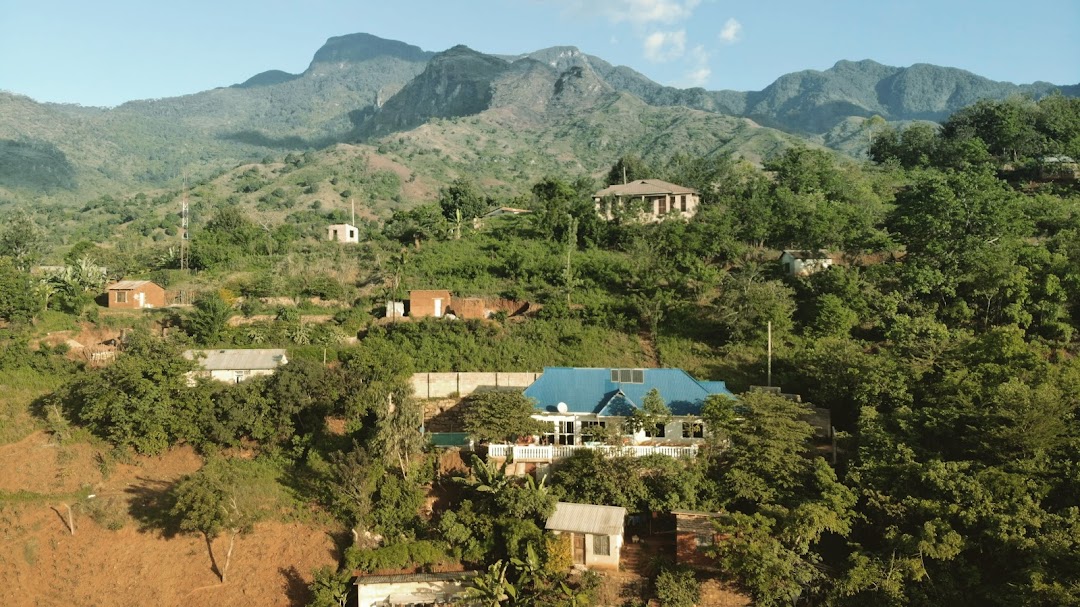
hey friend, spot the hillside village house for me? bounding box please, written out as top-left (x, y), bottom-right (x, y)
top-left (182, 349), bottom-right (288, 384)
top-left (105, 280), bottom-right (166, 309)
top-left (488, 367), bottom-right (734, 462)
top-left (593, 179), bottom-right (700, 222)
top-left (326, 223), bottom-right (360, 243)
top-left (779, 249), bottom-right (833, 277)
top-left (545, 502), bottom-right (627, 571)
top-left (409, 289), bottom-right (452, 318)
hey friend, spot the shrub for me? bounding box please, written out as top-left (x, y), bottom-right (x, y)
top-left (655, 567), bottom-right (700, 607)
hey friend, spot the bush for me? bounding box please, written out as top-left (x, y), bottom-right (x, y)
top-left (655, 567), bottom-right (700, 607)
top-left (344, 540), bottom-right (452, 573)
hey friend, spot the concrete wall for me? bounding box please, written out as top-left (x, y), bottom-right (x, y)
top-left (326, 223), bottom-right (359, 243)
top-left (411, 372), bottom-right (541, 399)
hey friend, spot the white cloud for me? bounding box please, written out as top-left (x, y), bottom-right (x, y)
top-left (681, 45), bottom-right (711, 87)
top-left (643, 30), bottom-right (686, 62)
top-left (545, 0), bottom-right (701, 25)
top-left (719, 17), bottom-right (742, 44)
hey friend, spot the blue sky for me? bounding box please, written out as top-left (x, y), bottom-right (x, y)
top-left (1, 0), bottom-right (1078, 107)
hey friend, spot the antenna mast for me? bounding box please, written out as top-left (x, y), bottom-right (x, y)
top-left (179, 178), bottom-right (190, 272)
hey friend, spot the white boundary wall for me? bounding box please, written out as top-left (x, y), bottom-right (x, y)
top-left (411, 372), bottom-right (541, 399)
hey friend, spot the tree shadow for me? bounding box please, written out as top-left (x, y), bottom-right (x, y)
top-left (280, 565), bottom-right (312, 607)
top-left (125, 477), bottom-right (181, 536)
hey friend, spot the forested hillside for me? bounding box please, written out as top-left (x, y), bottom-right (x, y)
top-left (2, 93), bottom-right (1079, 605)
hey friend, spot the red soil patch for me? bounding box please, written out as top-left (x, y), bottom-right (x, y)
top-left (0, 432), bottom-right (338, 606)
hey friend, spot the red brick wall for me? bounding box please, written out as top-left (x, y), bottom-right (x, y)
top-left (108, 283), bottom-right (167, 309)
top-left (410, 290), bottom-right (452, 317)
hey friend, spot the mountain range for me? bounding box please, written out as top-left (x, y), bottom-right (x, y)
top-left (1, 32), bottom-right (1075, 203)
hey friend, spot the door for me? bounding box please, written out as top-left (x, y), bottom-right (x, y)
top-left (136, 292), bottom-right (145, 308)
top-left (573, 533), bottom-right (586, 565)
top-left (433, 298), bottom-right (443, 317)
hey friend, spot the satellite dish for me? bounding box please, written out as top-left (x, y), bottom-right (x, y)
top-left (556, 402), bottom-right (568, 413)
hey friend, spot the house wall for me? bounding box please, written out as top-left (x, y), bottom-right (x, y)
top-left (108, 284), bottom-right (167, 309)
top-left (207, 368), bottom-right (278, 383)
top-left (410, 290), bottom-right (452, 318)
top-left (356, 580), bottom-right (467, 607)
top-left (550, 531), bottom-right (622, 571)
top-left (326, 224), bottom-right (359, 243)
top-left (594, 193), bottom-right (700, 223)
top-left (411, 372), bottom-right (541, 399)
top-left (532, 413), bottom-right (705, 445)
top-left (676, 532), bottom-right (715, 568)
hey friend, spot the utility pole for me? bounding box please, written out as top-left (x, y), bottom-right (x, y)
top-left (767, 321), bottom-right (773, 388)
top-left (350, 198), bottom-right (355, 226)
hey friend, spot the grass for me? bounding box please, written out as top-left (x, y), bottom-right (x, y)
top-left (0, 366), bottom-right (67, 445)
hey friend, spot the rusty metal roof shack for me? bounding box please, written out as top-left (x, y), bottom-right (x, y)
top-left (546, 502), bottom-right (627, 536)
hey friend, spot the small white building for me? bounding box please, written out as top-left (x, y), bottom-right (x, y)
top-left (182, 349), bottom-right (288, 384)
top-left (545, 502), bottom-right (627, 571)
top-left (354, 572), bottom-right (472, 607)
top-left (780, 250), bottom-right (833, 277)
top-left (327, 223), bottom-right (360, 244)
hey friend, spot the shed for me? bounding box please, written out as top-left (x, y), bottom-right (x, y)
top-left (673, 510), bottom-right (724, 568)
top-left (327, 223), bottom-right (359, 243)
top-left (779, 250), bottom-right (833, 277)
top-left (106, 280), bottom-right (166, 309)
top-left (183, 348), bottom-right (288, 383)
top-left (545, 501), bottom-right (627, 570)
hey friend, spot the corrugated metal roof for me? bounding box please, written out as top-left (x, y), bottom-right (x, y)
top-left (109, 280), bottom-right (155, 290)
top-left (780, 250), bottom-right (830, 260)
top-left (354, 571), bottom-right (473, 585)
top-left (546, 502), bottom-right (627, 536)
top-left (595, 179), bottom-right (699, 198)
top-left (524, 367), bottom-right (734, 416)
top-left (183, 349), bottom-right (288, 371)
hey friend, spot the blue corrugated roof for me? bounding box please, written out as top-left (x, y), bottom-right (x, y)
top-left (524, 367), bottom-right (734, 416)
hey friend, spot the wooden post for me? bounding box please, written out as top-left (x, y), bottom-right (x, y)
top-left (62, 503), bottom-right (75, 535)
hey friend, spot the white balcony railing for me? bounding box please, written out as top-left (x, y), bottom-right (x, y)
top-left (486, 443), bottom-right (699, 461)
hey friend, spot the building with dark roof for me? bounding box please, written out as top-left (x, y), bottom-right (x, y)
top-left (593, 179), bottom-right (701, 222)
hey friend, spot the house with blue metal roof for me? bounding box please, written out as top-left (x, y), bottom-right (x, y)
top-left (521, 366), bottom-right (735, 448)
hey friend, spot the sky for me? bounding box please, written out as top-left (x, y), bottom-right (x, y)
top-left (1, 0), bottom-right (1078, 107)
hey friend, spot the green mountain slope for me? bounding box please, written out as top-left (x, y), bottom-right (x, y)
top-left (1, 33), bottom-right (1074, 207)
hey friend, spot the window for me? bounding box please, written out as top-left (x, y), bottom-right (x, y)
top-left (645, 423), bottom-right (666, 438)
top-left (658, 198), bottom-right (667, 214)
top-left (682, 421), bottom-right (705, 438)
top-left (680, 195), bottom-right (687, 212)
top-left (610, 369), bottom-right (645, 384)
top-left (348, 229), bottom-right (356, 239)
top-left (558, 421), bottom-right (575, 445)
top-left (593, 534), bottom-right (610, 556)
top-left (116, 291), bottom-right (128, 303)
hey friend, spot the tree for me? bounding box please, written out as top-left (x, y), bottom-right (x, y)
top-left (308, 566), bottom-right (352, 607)
top-left (0, 257), bottom-right (39, 323)
top-left (0, 211), bottom-right (47, 271)
top-left (605, 154), bottom-right (654, 186)
top-left (188, 291), bottom-right (234, 344)
top-left (438, 177), bottom-right (488, 229)
top-left (171, 459), bottom-right (267, 583)
top-left (624, 388), bottom-right (672, 436)
top-left (462, 391), bottom-right (548, 443)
